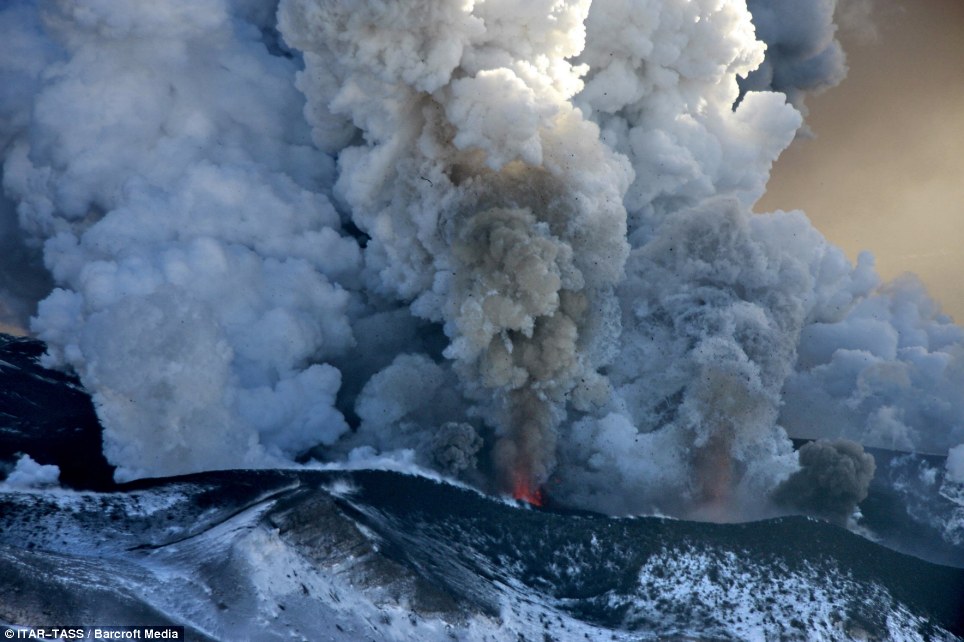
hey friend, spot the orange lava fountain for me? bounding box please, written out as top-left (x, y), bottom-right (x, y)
top-left (512, 474), bottom-right (544, 507)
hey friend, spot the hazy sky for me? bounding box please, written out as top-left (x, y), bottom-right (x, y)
top-left (758, 0), bottom-right (964, 321)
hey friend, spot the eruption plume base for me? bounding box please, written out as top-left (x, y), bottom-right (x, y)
top-left (510, 473), bottom-right (545, 507)
top-left (490, 388), bottom-right (560, 505)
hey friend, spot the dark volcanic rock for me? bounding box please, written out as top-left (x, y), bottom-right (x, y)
top-left (0, 333), bottom-right (114, 490)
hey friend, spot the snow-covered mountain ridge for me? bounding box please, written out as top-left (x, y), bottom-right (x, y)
top-left (2, 467), bottom-right (962, 641)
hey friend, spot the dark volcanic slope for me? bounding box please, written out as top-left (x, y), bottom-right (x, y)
top-left (0, 333), bottom-right (113, 489)
top-left (342, 470), bottom-right (964, 638)
top-left (2, 334), bottom-right (963, 639)
top-left (1, 469), bottom-right (962, 641)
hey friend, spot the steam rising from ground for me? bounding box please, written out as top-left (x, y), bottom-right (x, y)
top-left (2, 0), bottom-right (962, 521)
top-left (0, 454), bottom-right (60, 489)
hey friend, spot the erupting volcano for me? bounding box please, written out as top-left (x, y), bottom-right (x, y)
top-left (3, 0), bottom-right (964, 637)
top-left (1, 0), bottom-right (964, 527)
top-left (512, 477), bottom-right (545, 507)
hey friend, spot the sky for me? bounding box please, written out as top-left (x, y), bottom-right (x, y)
top-left (758, 0), bottom-right (964, 321)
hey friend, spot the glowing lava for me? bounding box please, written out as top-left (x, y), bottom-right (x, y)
top-left (512, 476), bottom-right (544, 507)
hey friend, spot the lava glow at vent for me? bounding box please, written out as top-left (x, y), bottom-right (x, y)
top-left (512, 475), bottom-right (545, 507)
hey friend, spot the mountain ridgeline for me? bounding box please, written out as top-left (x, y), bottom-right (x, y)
top-left (0, 467), bottom-right (961, 640)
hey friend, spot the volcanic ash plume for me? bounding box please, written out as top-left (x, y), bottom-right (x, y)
top-left (1, 0), bottom-right (360, 479)
top-left (772, 439), bottom-right (876, 524)
top-left (739, 0), bottom-right (849, 116)
top-left (279, 0), bottom-right (630, 496)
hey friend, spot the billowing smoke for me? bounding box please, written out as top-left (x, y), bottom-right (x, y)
top-left (1, 0), bottom-right (962, 520)
top-left (0, 1), bottom-right (56, 335)
top-left (279, 0), bottom-right (630, 495)
top-left (738, 0), bottom-right (848, 115)
top-left (772, 439), bottom-right (876, 524)
top-left (782, 274), bottom-right (964, 455)
top-left (1, 0), bottom-right (358, 480)
top-left (1, 454), bottom-right (60, 489)
top-left (432, 422), bottom-right (483, 477)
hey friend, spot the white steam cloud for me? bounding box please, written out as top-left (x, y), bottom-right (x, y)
top-left (2, 454), bottom-right (60, 489)
top-left (1, 0), bottom-right (962, 518)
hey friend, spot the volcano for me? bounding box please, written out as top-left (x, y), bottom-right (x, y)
top-left (2, 335), bottom-right (964, 640)
top-left (3, 0), bottom-right (964, 639)
top-left (2, 467), bottom-right (963, 641)
top-left (511, 475), bottom-right (545, 507)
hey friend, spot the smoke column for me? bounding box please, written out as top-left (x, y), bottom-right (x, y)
top-left (279, 0), bottom-right (632, 497)
top-left (2, 0), bottom-right (963, 519)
